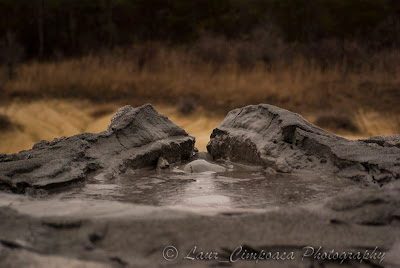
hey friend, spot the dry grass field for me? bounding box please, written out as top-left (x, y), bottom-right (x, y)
top-left (2, 46), bottom-right (400, 114)
top-left (0, 45), bottom-right (399, 154)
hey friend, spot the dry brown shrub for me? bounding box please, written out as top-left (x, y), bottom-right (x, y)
top-left (0, 114), bottom-right (12, 130)
top-left (315, 111), bottom-right (359, 133)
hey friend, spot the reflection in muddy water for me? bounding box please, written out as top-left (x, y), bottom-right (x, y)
top-left (54, 160), bottom-right (358, 212)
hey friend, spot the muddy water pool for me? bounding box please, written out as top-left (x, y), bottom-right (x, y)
top-left (50, 159), bottom-right (358, 213)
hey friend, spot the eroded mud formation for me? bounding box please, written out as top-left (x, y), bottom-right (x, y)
top-left (0, 104), bottom-right (194, 192)
top-left (207, 104), bottom-right (400, 185)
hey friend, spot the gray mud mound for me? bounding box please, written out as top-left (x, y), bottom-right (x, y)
top-left (0, 104), bottom-right (194, 192)
top-left (207, 104), bottom-right (400, 184)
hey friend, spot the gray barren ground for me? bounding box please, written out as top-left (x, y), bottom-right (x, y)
top-left (0, 104), bottom-right (399, 268)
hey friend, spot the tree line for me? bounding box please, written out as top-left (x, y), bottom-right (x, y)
top-left (0, 0), bottom-right (400, 61)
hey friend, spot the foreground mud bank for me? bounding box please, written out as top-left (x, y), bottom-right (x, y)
top-left (0, 181), bottom-right (399, 267)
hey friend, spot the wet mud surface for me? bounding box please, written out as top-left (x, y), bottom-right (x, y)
top-left (52, 161), bottom-right (358, 213)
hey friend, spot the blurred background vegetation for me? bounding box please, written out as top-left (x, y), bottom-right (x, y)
top-left (0, 0), bottom-right (399, 153)
top-left (1, 0), bottom-right (400, 58)
top-left (0, 0), bottom-right (400, 56)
